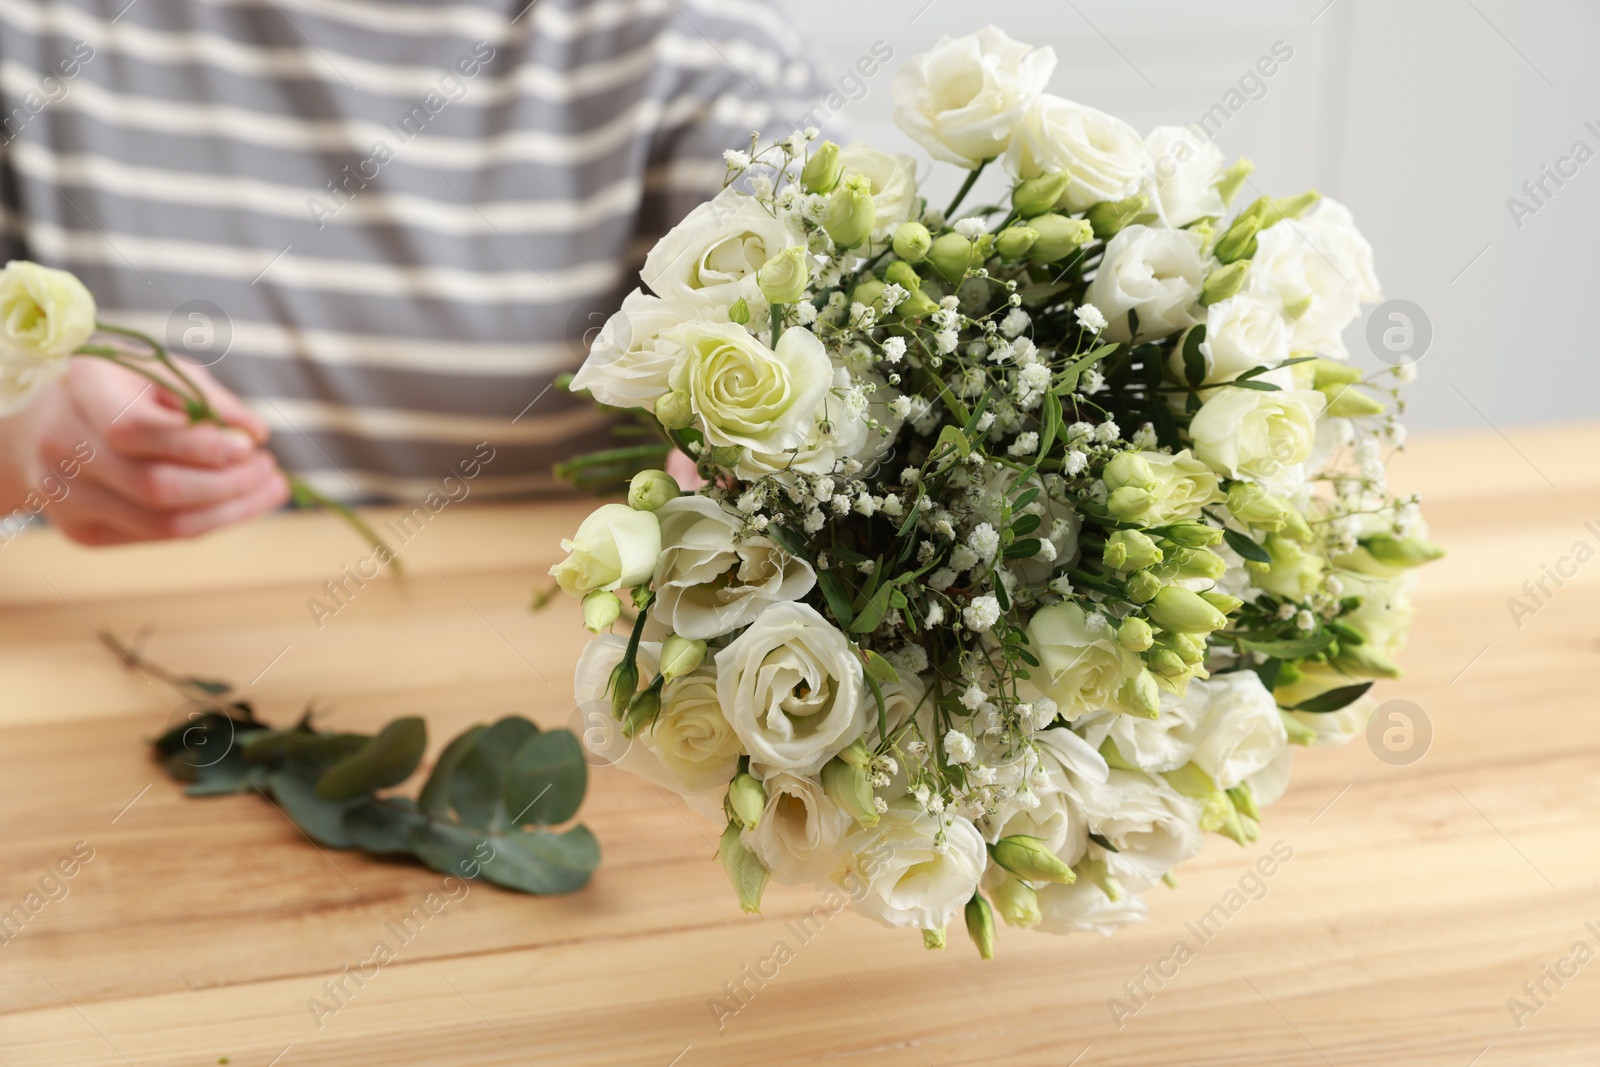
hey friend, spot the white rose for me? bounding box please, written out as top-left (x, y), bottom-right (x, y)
top-left (548, 502), bottom-right (661, 597)
top-left (715, 601), bottom-right (867, 775)
top-left (1033, 879), bottom-right (1148, 936)
top-left (1076, 769), bottom-right (1204, 889)
top-left (653, 495), bottom-right (816, 640)
top-left (1144, 125), bottom-right (1226, 227)
top-left (1298, 197), bottom-right (1382, 304)
top-left (1188, 671), bottom-right (1289, 790)
top-left (742, 771), bottom-right (852, 886)
top-left (1252, 208), bottom-right (1369, 359)
top-left (1083, 225), bottom-right (1206, 343)
top-left (892, 25), bottom-right (1056, 169)
top-left (568, 289), bottom-right (703, 409)
top-left (665, 322), bottom-right (831, 454)
top-left (842, 802), bottom-right (985, 930)
top-left (1246, 746), bottom-right (1295, 806)
top-left (1175, 287), bottom-right (1290, 389)
top-left (1025, 603), bottom-right (1143, 719)
top-left (1076, 683), bottom-right (1208, 775)
top-left (1006, 95), bottom-right (1152, 212)
top-left (0, 260), bottom-right (97, 415)
top-left (836, 143), bottom-right (919, 241)
top-left (980, 728), bottom-right (1106, 875)
top-left (1188, 388), bottom-right (1326, 480)
top-left (649, 665), bottom-right (746, 793)
top-left (734, 366), bottom-right (898, 480)
top-left (641, 188), bottom-right (805, 309)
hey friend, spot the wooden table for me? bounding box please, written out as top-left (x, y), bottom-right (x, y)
top-left (1, 424), bottom-right (1598, 1067)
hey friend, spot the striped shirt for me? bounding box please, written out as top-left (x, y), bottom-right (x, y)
top-left (0, 0), bottom-right (830, 500)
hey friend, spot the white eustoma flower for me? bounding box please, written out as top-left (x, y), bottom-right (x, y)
top-left (1180, 287), bottom-right (1290, 389)
top-left (715, 601), bottom-right (868, 775)
top-left (652, 496), bottom-right (816, 640)
top-left (1188, 387), bottom-right (1326, 480)
top-left (836, 143), bottom-right (919, 241)
top-left (648, 665), bottom-right (747, 793)
top-left (642, 188), bottom-right (806, 309)
top-left (842, 802), bottom-right (986, 930)
top-left (1083, 225), bottom-right (1206, 343)
top-left (742, 771), bottom-right (853, 885)
top-left (981, 727), bottom-right (1106, 876)
top-left (1143, 125), bottom-right (1226, 228)
top-left (1250, 201), bottom-right (1379, 360)
top-left (736, 367), bottom-right (901, 481)
top-left (0, 260), bottom-right (97, 415)
top-left (892, 26), bottom-right (1056, 169)
top-left (664, 322), bottom-right (831, 454)
top-left (1034, 879), bottom-right (1149, 936)
top-left (1024, 602), bottom-right (1142, 719)
top-left (1006, 95), bottom-right (1152, 212)
top-left (1189, 671), bottom-right (1290, 790)
top-left (1298, 197), bottom-right (1383, 304)
top-left (1077, 769), bottom-right (1204, 889)
top-left (548, 502), bottom-right (661, 596)
top-left (1077, 683), bottom-right (1209, 775)
top-left (568, 289), bottom-right (702, 409)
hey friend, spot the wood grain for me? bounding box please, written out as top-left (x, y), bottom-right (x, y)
top-left (1, 424), bottom-right (1598, 1066)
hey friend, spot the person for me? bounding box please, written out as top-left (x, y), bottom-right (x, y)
top-left (0, 0), bottom-right (827, 545)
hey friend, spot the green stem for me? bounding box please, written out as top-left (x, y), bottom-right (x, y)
top-left (287, 478), bottom-right (404, 575)
top-left (944, 160), bottom-right (988, 220)
top-left (769, 303), bottom-right (784, 346)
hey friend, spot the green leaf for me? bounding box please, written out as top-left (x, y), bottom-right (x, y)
top-left (1003, 537), bottom-right (1042, 559)
top-left (765, 523), bottom-right (809, 561)
top-left (817, 570), bottom-right (856, 627)
top-left (1087, 831), bottom-right (1120, 854)
top-left (244, 730), bottom-right (370, 769)
top-left (418, 724), bottom-right (486, 818)
top-left (850, 582), bottom-right (895, 634)
top-left (267, 770), bottom-right (361, 848)
top-left (407, 819), bottom-right (489, 879)
top-left (1223, 527), bottom-right (1272, 565)
top-left (1010, 513), bottom-right (1041, 538)
top-left (1229, 378), bottom-right (1281, 391)
top-left (1289, 681), bottom-right (1375, 713)
top-left (315, 717), bottom-right (428, 802)
top-left (861, 649), bottom-right (902, 686)
top-left (503, 730), bottom-right (587, 827)
top-left (343, 798), bottom-right (425, 854)
top-left (1235, 633), bottom-right (1336, 659)
top-left (1038, 391), bottom-right (1062, 459)
top-left (1182, 326), bottom-right (1207, 387)
top-left (863, 670), bottom-right (889, 743)
top-left (1012, 487), bottom-right (1041, 511)
top-left (479, 827), bottom-right (600, 895)
top-left (450, 717), bottom-right (540, 830)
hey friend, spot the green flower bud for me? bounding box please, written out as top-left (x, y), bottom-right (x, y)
top-left (728, 296), bottom-right (751, 325)
top-left (608, 657), bottom-right (639, 720)
top-left (718, 821), bottom-right (769, 913)
top-left (1362, 535), bottom-right (1445, 569)
top-left (991, 877), bottom-right (1041, 927)
top-left (581, 590), bottom-right (622, 633)
top-left (1318, 382), bottom-right (1387, 418)
top-left (995, 225), bottom-right (1039, 260)
top-left (1103, 452), bottom-right (1157, 491)
top-left (1074, 856), bottom-right (1123, 902)
top-left (884, 260), bottom-right (922, 292)
top-left (1267, 189), bottom-right (1321, 223)
top-left (1214, 157), bottom-right (1255, 208)
top-left (1168, 631), bottom-right (1208, 665)
top-left (1026, 213), bottom-right (1094, 263)
top-left (1199, 261), bottom-right (1250, 305)
top-left (1118, 668), bottom-right (1161, 718)
top-left (823, 174), bottom-right (876, 249)
top-left (1283, 292), bottom-right (1314, 320)
top-left (1012, 171), bottom-right (1072, 217)
top-left (1212, 214), bottom-right (1261, 264)
top-left (757, 246), bottom-right (810, 306)
top-left (927, 232), bottom-right (974, 284)
top-left (836, 736), bottom-right (873, 771)
top-left (892, 220), bottom-right (933, 262)
top-left (1117, 616), bottom-right (1155, 652)
top-left (1280, 709), bottom-right (1318, 746)
top-left (1148, 648), bottom-right (1189, 677)
top-left (659, 633), bottom-right (707, 681)
top-left (1310, 357), bottom-right (1363, 388)
top-left (1225, 481), bottom-right (1291, 531)
top-left (1126, 570), bottom-right (1162, 603)
top-left (895, 287), bottom-right (939, 319)
top-left (654, 390), bottom-right (694, 431)
top-left (851, 277), bottom-right (887, 312)
top-left (964, 893), bottom-right (996, 960)
top-left (725, 771), bottom-right (767, 831)
top-left (1155, 522), bottom-right (1223, 548)
top-left (621, 682), bottom-right (660, 738)
top-left (922, 927), bottom-right (947, 951)
top-left (801, 139), bottom-right (843, 194)
top-left (1171, 546), bottom-right (1226, 581)
top-left (1250, 533), bottom-right (1324, 600)
top-left (1332, 642), bottom-right (1403, 680)
top-left (627, 468), bottom-right (680, 512)
top-left (1086, 194), bottom-right (1154, 239)
top-left (705, 444), bottom-right (743, 467)
top-left (1107, 486), bottom-right (1155, 522)
top-left (821, 756), bottom-right (879, 828)
top-left (1103, 529), bottom-right (1164, 572)
top-left (1227, 782), bottom-right (1260, 822)
top-left (1199, 590), bottom-right (1244, 616)
top-left (991, 835), bottom-right (1076, 885)
top-left (1147, 585), bottom-right (1228, 634)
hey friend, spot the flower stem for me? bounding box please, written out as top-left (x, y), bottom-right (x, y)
top-left (944, 160), bottom-right (989, 220)
top-left (770, 302), bottom-right (784, 346)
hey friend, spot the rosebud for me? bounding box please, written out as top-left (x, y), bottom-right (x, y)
top-left (964, 893), bottom-right (996, 960)
top-left (1086, 194), bottom-right (1153, 239)
top-left (1199, 261), bottom-right (1250, 305)
top-left (607, 657), bottom-right (639, 720)
top-left (851, 277), bottom-right (887, 313)
top-left (1169, 631), bottom-right (1208, 665)
top-left (1170, 546), bottom-right (1226, 581)
top-left (1225, 481), bottom-right (1291, 531)
top-left (1332, 642), bottom-right (1403, 679)
top-left (1118, 668), bottom-right (1161, 718)
top-left (895, 287), bottom-right (939, 319)
top-left (995, 225), bottom-right (1039, 260)
top-left (1106, 486), bottom-right (1154, 522)
top-left (718, 821), bottom-right (768, 913)
top-left (1265, 189), bottom-right (1321, 223)
top-left (991, 835), bottom-right (1076, 884)
top-left (991, 876), bottom-right (1041, 927)
top-left (1363, 535), bottom-right (1445, 569)
top-left (728, 296), bottom-right (751, 325)
top-left (1103, 452), bottom-right (1157, 491)
top-left (1103, 529), bottom-right (1163, 572)
top-left (892, 220), bottom-right (933, 262)
top-left (1227, 783), bottom-right (1260, 822)
top-left (757, 246), bottom-right (810, 306)
top-left (1012, 171), bottom-right (1072, 217)
top-left (1126, 570), bottom-right (1162, 603)
top-left (1212, 214), bottom-right (1261, 264)
top-left (1155, 521), bottom-right (1224, 548)
top-left (1147, 585), bottom-right (1228, 634)
top-left (927, 232), bottom-right (974, 284)
top-left (836, 736), bottom-right (873, 771)
top-left (659, 633), bottom-right (707, 681)
top-left (627, 468), bottom-right (680, 512)
top-left (621, 682), bottom-right (660, 738)
top-left (1214, 157), bottom-right (1255, 208)
top-left (725, 771), bottom-right (767, 831)
top-left (821, 755), bottom-right (879, 827)
top-left (1199, 590), bottom-right (1243, 616)
top-left (653, 389), bottom-right (694, 431)
top-left (1026, 213), bottom-right (1094, 263)
top-left (1310, 357), bottom-right (1363, 388)
top-left (801, 139), bottom-right (842, 194)
top-left (1148, 648), bottom-right (1189, 677)
top-left (581, 590), bottom-right (622, 633)
top-left (884, 260), bottom-right (922, 292)
top-left (1117, 616), bottom-right (1155, 652)
top-left (823, 174), bottom-right (876, 249)
top-left (1318, 382), bottom-right (1387, 418)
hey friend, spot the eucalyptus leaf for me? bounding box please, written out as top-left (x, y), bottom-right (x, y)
top-left (344, 798), bottom-right (426, 854)
top-left (267, 770), bottom-right (362, 848)
top-left (451, 716), bottom-right (540, 830)
top-left (418, 724), bottom-right (486, 818)
top-left (478, 826), bottom-right (600, 895)
top-left (316, 717), bottom-right (428, 802)
top-left (503, 730), bottom-right (586, 827)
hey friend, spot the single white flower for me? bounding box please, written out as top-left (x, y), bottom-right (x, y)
top-left (1188, 388), bottom-right (1326, 480)
top-left (1188, 671), bottom-right (1290, 790)
top-left (842, 803), bottom-right (986, 930)
top-left (568, 289), bottom-right (707, 410)
top-left (1006, 95), bottom-right (1152, 212)
top-left (0, 260), bottom-right (97, 415)
top-left (548, 503), bottom-right (660, 597)
top-left (1143, 125), bottom-right (1226, 228)
top-left (665, 321), bottom-right (831, 454)
top-left (944, 728), bottom-right (978, 765)
top-left (837, 143), bottom-right (919, 241)
top-left (1074, 303), bottom-right (1108, 333)
top-left (1083, 225), bottom-right (1206, 343)
top-left (652, 496), bottom-right (816, 639)
top-left (742, 771), bottom-right (853, 885)
top-left (963, 595), bottom-right (1001, 632)
top-left (1024, 602), bottom-right (1143, 719)
top-left (642, 188), bottom-right (806, 310)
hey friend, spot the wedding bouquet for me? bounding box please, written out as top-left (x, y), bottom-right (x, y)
top-left (551, 26), bottom-right (1438, 956)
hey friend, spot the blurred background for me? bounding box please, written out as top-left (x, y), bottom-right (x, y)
top-left (784, 0), bottom-right (1600, 433)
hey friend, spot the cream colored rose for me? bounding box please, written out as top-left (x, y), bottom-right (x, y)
top-left (549, 503), bottom-right (661, 597)
top-left (1188, 671), bottom-right (1289, 790)
top-left (1103, 448), bottom-right (1223, 525)
top-left (1299, 198), bottom-right (1382, 304)
top-left (664, 322), bottom-right (831, 454)
top-left (648, 665), bottom-right (745, 793)
top-left (715, 601), bottom-right (867, 775)
top-left (1144, 125), bottom-right (1225, 228)
top-left (568, 289), bottom-right (703, 409)
top-left (1188, 388), bottom-right (1326, 480)
top-left (836, 143), bottom-right (918, 241)
top-left (1077, 682), bottom-right (1208, 775)
top-left (892, 26), bottom-right (1056, 169)
top-left (1025, 603), bottom-right (1142, 719)
top-left (742, 771), bottom-right (852, 886)
top-left (1174, 288), bottom-right (1290, 390)
top-left (1083, 225), bottom-right (1206, 343)
top-left (0, 260), bottom-right (97, 415)
top-left (1251, 206), bottom-right (1370, 359)
top-left (735, 366), bottom-right (899, 480)
top-left (653, 495), bottom-right (816, 640)
top-left (641, 188), bottom-right (805, 309)
top-left (1006, 95), bottom-right (1151, 212)
top-left (1033, 879), bottom-right (1148, 936)
top-left (842, 802), bottom-right (986, 930)
top-left (1076, 769), bottom-right (1204, 889)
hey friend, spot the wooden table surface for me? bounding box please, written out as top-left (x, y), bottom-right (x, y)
top-left (1, 423), bottom-right (1598, 1067)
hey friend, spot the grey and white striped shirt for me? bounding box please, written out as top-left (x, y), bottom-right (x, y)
top-left (0, 0), bottom-right (830, 500)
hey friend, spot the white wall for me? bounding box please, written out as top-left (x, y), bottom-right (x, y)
top-left (778, 0), bottom-right (1600, 433)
